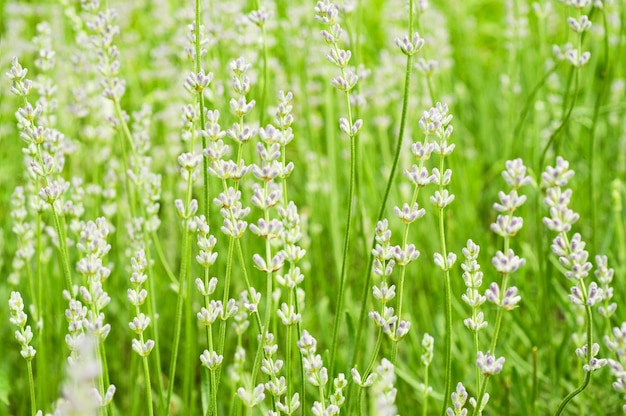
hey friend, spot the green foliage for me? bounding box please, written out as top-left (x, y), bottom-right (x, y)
top-left (1, 0), bottom-right (625, 415)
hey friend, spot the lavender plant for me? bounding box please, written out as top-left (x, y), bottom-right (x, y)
top-left (1, 0), bottom-right (625, 415)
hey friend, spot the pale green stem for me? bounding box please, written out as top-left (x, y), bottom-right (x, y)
top-left (27, 360), bottom-right (36, 416)
top-left (194, 0), bottom-right (210, 220)
top-left (351, 0), bottom-right (414, 375)
top-left (391, 186), bottom-right (420, 364)
top-left (328, 37), bottom-right (358, 387)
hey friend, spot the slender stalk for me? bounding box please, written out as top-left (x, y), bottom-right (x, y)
top-left (166, 216), bottom-right (192, 415)
top-left (554, 304), bottom-right (593, 415)
top-left (539, 66), bottom-right (578, 171)
top-left (259, 27), bottom-right (269, 126)
top-left (250, 190), bottom-right (275, 389)
top-left (588, 6), bottom-right (611, 254)
top-left (50, 205), bottom-right (73, 293)
top-left (143, 241), bottom-right (165, 411)
top-left (356, 329), bottom-right (383, 415)
top-left (471, 376), bottom-right (491, 416)
top-left (27, 360), bottom-right (36, 416)
top-left (351, 0), bottom-right (415, 371)
top-left (439, 209), bottom-right (453, 416)
top-left (214, 236), bottom-right (236, 392)
top-left (422, 362), bottom-right (430, 416)
top-left (391, 187), bottom-right (420, 364)
top-left (141, 353), bottom-right (154, 416)
top-left (489, 237), bottom-right (511, 354)
top-left (327, 31), bottom-right (359, 383)
top-left (195, 0), bottom-right (210, 220)
top-left (151, 232), bottom-right (178, 285)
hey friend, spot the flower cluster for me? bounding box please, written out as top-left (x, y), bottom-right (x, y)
top-left (82, 4), bottom-right (126, 102)
top-left (424, 103), bottom-right (456, 266)
top-left (76, 218), bottom-right (113, 339)
top-left (542, 156), bottom-right (608, 373)
top-left (315, 0), bottom-right (364, 138)
top-left (297, 330), bottom-right (345, 414)
top-left (460, 240), bottom-right (487, 332)
top-left (485, 159), bottom-right (531, 311)
top-left (9, 291), bottom-right (36, 361)
top-left (8, 187), bottom-right (35, 287)
top-left (128, 249), bottom-right (154, 357)
top-left (369, 220), bottom-right (409, 341)
top-left (446, 382), bottom-right (469, 416)
top-left (372, 359), bottom-right (398, 416)
top-left (605, 323), bottom-right (626, 410)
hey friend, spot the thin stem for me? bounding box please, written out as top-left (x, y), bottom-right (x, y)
top-left (141, 354), bottom-right (155, 416)
top-left (195, 0), bottom-right (210, 220)
top-left (251, 196), bottom-right (274, 388)
top-left (588, 6), bottom-right (611, 255)
top-left (51, 205), bottom-right (73, 294)
top-left (27, 360), bottom-right (36, 416)
top-left (356, 329), bottom-right (383, 416)
top-left (438, 151), bottom-right (452, 416)
top-left (151, 232), bottom-right (178, 285)
top-left (259, 26), bottom-right (269, 126)
top-left (440, 231), bottom-right (452, 415)
top-left (351, 0), bottom-right (414, 372)
top-left (143, 242), bottom-right (165, 411)
top-left (214, 236), bottom-right (236, 392)
top-left (554, 305), bottom-right (593, 415)
top-left (471, 376), bottom-right (491, 416)
top-left (422, 363), bottom-right (430, 416)
top-left (489, 237), bottom-right (511, 354)
top-left (328, 43), bottom-right (358, 382)
top-left (166, 223), bottom-right (191, 415)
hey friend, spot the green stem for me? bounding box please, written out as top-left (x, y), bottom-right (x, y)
top-left (422, 363), bottom-right (430, 416)
top-left (195, 0), bottom-right (210, 220)
top-left (142, 354), bottom-right (154, 416)
top-left (51, 205), bottom-right (73, 294)
top-left (351, 0), bottom-right (414, 373)
top-left (259, 26), bottom-right (269, 126)
top-left (144, 241), bottom-right (165, 411)
top-left (554, 302), bottom-right (594, 415)
top-left (166, 223), bottom-right (191, 415)
top-left (356, 329), bottom-right (383, 416)
top-left (214, 236), bottom-right (236, 393)
top-left (439, 209), bottom-right (452, 416)
top-left (471, 376), bottom-right (491, 416)
top-left (251, 200), bottom-right (274, 388)
top-left (151, 232), bottom-right (178, 285)
top-left (489, 237), bottom-right (511, 354)
top-left (327, 37), bottom-right (359, 381)
top-left (27, 360), bottom-right (36, 416)
top-left (588, 6), bottom-right (611, 255)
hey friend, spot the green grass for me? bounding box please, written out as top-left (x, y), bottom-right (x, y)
top-left (1, 0), bottom-right (626, 415)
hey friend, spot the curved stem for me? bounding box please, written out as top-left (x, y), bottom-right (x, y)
top-left (351, 0), bottom-right (415, 372)
top-left (512, 65), bottom-right (558, 144)
top-left (554, 304), bottom-right (594, 415)
top-left (356, 329), bottom-right (383, 416)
